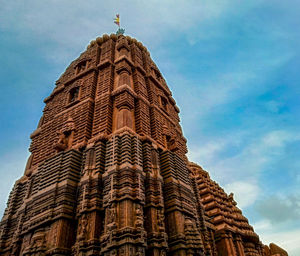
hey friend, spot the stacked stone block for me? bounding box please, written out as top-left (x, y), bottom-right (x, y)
top-left (0, 34), bottom-right (287, 256)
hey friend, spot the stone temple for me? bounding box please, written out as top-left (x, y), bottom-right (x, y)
top-left (0, 34), bottom-right (288, 256)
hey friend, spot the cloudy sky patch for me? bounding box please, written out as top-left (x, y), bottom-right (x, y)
top-left (0, 1), bottom-right (299, 255)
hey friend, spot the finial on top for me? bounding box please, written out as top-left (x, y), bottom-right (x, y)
top-left (114, 14), bottom-right (125, 35)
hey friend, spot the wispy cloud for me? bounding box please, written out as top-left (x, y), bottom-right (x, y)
top-left (255, 193), bottom-right (300, 224)
top-left (0, 0), bottom-right (300, 254)
top-left (188, 129), bottom-right (300, 205)
top-left (224, 181), bottom-right (260, 208)
top-left (253, 219), bottom-right (300, 256)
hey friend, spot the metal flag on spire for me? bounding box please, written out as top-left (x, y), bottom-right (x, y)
top-left (114, 14), bottom-right (120, 27)
top-left (114, 14), bottom-right (125, 35)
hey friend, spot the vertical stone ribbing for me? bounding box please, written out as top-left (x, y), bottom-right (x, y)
top-left (159, 151), bottom-right (204, 255)
top-left (100, 133), bottom-right (146, 255)
top-left (0, 34), bottom-right (280, 256)
top-left (143, 141), bottom-right (168, 256)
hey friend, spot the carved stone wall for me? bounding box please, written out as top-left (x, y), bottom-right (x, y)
top-left (0, 34), bottom-right (287, 256)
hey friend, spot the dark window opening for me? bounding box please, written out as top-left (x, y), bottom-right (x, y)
top-left (166, 135), bottom-right (171, 143)
top-left (76, 60), bottom-right (88, 74)
top-left (63, 130), bottom-right (71, 137)
top-left (161, 96), bottom-right (168, 112)
top-left (69, 87), bottom-right (80, 103)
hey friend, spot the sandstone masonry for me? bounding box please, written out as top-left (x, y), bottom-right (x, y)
top-left (0, 34), bottom-right (288, 256)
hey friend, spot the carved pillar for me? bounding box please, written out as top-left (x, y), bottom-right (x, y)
top-left (116, 35), bottom-right (130, 59)
top-left (234, 235), bottom-right (245, 256)
top-left (209, 229), bottom-right (218, 256)
top-left (112, 57), bottom-right (136, 132)
top-left (100, 133), bottom-right (146, 255)
top-left (160, 151), bottom-right (204, 256)
top-left (189, 167), bottom-right (214, 256)
top-left (143, 143), bottom-right (168, 256)
top-left (72, 144), bottom-right (104, 256)
top-left (216, 231), bottom-right (237, 256)
top-left (48, 219), bottom-right (75, 255)
top-left (228, 232), bottom-right (238, 256)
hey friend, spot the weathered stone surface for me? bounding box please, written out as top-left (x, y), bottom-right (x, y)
top-left (0, 34), bottom-right (288, 256)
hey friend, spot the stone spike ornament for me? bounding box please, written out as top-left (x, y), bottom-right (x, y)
top-left (0, 34), bottom-right (288, 256)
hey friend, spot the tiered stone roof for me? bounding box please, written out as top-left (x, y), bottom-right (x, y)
top-left (0, 34), bottom-right (287, 256)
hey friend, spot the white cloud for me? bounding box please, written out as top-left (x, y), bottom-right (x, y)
top-left (188, 129), bottom-right (300, 210)
top-left (262, 130), bottom-right (298, 148)
top-left (188, 140), bottom-right (226, 162)
top-left (253, 219), bottom-right (272, 232)
top-left (224, 181), bottom-right (260, 208)
top-left (0, 0), bottom-right (268, 65)
top-left (192, 129), bottom-right (299, 174)
top-left (253, 220), bottom-right (300, 256)
top-left (267, 231), bottom-right (300, 256)
top-left (0, 2), bottom-right (299, 254)
top-left (255, 194), bottom-right (300, 224)
top-left (0, 1), bottom-right (233, 44)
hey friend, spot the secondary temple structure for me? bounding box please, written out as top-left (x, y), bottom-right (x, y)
top-left (0, 34), bottom-right (288, 256)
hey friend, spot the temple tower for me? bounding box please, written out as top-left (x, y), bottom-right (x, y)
top-left (0, 34), bottom-right (287, 256)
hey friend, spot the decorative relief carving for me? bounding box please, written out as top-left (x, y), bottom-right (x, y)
top-left (0, 34), bottom-right (285, 256)
top-left (118, 71), bottom-right (131, 87)
top-left (107, 203), bottom-right (117, 231)
top-left (135, 247), bottom-right (144, 256)
top-left (135, 205), bottom-right (143, 228)
top-left (157, 209), bottom-right (165, 232)
top-left (78, 214), bottom-right (88, 241)
top-left (54, 130), bottom-right (70, 151)
top-left (116, 57), bottom-right (132, 72)
top-left (116, 107), bottom-right (133, 130)
top-left (82, 148), bottom-right (96, 176)
top-left (160, 250), bottom-right (167, 256)
top-left (54, 117), bottom-right (75, 152)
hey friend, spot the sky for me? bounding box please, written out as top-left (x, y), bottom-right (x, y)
top-left (0, 0), bottom-right (299, 255)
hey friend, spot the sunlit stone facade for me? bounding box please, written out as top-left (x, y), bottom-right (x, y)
top-left (0, 34), bottom-right (288, 256)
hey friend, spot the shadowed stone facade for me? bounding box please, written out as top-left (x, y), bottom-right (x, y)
top-left (0, 34), bottom-right (288, 256)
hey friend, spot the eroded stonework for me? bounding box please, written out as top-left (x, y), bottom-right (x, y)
top-left (0, 34), bottom-right (288, 256)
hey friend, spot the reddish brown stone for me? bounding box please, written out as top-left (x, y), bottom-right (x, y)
top-left (0, 34), bottom-right (288, 256)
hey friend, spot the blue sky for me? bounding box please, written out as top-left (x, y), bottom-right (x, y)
top-left (1, 0), bottom-right (300, 254)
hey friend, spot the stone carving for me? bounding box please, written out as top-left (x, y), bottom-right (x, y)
top-left (135, 205), bottom-right (143, 228)
top-left (0, 34), bottom-right (287, 256)
top-left (54, 131), bottom-right (70, 151)
top-left (160, 250), bottom-right (167, 256)
top-left (107, 203), bottom-right (117, 231)
top-left (135, 247), bottom-right (143, 256)
top-left (157, 209), bottom-right (165, 232)
top-left (119, 247), bottom-right (125, 256)
top-left (229, 192), bottom-right (237, 206)
top-left (116, 107), bottom-right (133, 130)
top-left (111, 248), bottom-right (117, 256)
top-left (22, 229), bottom-right (47, 256)
top-left (78, 214), bottom-right (88, 241)
top-left (54, 117), bottom-right (75, 152)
